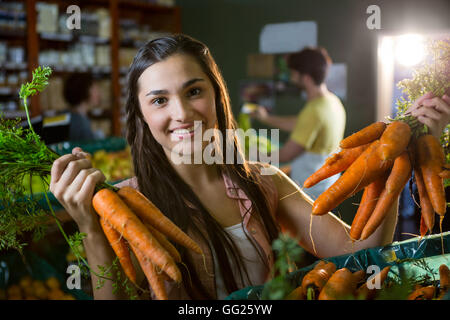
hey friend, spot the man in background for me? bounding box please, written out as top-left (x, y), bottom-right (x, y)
top-left (251, 47), bottom-right (346, 200)
top-left (63, 73), bottom-right (100, 142)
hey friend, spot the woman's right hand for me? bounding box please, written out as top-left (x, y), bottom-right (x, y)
top-left (50, 147), bottom-right (106, 231)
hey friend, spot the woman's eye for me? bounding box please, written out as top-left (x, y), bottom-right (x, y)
top-left (152, 97), bottom-right (167, 106)
top-left (188, 88), bottom-right (201, 97)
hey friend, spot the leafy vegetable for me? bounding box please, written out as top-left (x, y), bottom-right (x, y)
top-left (261, 233), bottom-right (304, 299)
top-left (392, 38), bottom-right (450, 151)
top-left (0, 66), bottom-right (133, 298)
top-left (391, 38), bottom-right (450, 200)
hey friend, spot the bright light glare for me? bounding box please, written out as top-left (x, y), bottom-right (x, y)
top-left (395, 34), bottom-right (425, 66)
top-left (378, 36), bottom-right (394, 64)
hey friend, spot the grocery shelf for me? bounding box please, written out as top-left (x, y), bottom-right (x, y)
top-left (5, 0), bottom-right (181, 136)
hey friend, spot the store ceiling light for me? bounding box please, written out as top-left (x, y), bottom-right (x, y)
top-left (378, 36), bottom-right (394, 64)
top-left (395, 34), bottom-right (425, 67)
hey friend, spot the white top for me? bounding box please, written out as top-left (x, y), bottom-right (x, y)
top-left (212, 223), bottom-right (268, 300)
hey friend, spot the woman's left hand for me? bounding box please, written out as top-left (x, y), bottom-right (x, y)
top-left (409, 92), bottom-right (450, 139)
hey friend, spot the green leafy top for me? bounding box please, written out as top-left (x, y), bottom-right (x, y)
top-left (19, 66), bottom-right (52, 101)
top-left (19, 66), bottom-right (53, 139)
top-left (392, 38), bottom-right (450, 143)
top-left (0, 66), bottom-right (132, 298)
top-left (261, 233), bottom-right (304, 300)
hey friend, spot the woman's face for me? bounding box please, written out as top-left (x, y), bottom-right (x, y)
top-left (137, 54), bottom-right (218, 160)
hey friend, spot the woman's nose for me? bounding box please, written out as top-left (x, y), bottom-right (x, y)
top-left (170, 98), bottom-right (194, 121)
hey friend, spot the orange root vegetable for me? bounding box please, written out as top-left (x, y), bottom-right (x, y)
top-left (360, 151), bottom-right (412, 240)
top-left (129, 242), bottom-right (168, 300)
top-left (117, 186), bottom-right (203, 255)
top-left (303, 144), bottom-right (369, 188)
top-left (419, 215), bottom-right (428, 237)
top-left (356, 266), bottom-right (391, 300)
top-left (438, 264), bottom-right (450, 299)
top-left (340, 122), bottom-right (386, 149)
top-left (301, 261), bottom-right (337, 297)
top-left (349, 175), bottom-right (388, 241)
top-left (155, 266), bottom-right (173, 282)
top-left (414, 167), bottom-right (435, 233)
top-left (353, 270), bottom-right (366, 285)
top-left (416, 134), bottom-right (446, 215)
top-left (318, 268), bottom-right (358, 300)
top-left (407, 285), bottom-right (436, 300)
top-left (99, 217), bottom-right (137, 285)
top-left (439, 264), bottom-right (450, 292)
top-left (92, 188), bottom-right (181, 283)
top-left (144, 222), bottom-right (182, 263)
top-left (439, 169), bottom-right (450, 179)
top-left (312, 140), bottom-right (394, 215)
top-left (378, 121), bottom-right (412, 161)
top-left (286, 286), bottom-right (305, 300)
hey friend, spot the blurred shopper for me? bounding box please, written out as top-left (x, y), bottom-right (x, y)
top-left (251, 47), bottom-right (346, 200)
top-left (63, 72), bottom-right (100, 141)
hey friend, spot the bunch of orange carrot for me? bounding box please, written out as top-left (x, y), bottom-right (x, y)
top-left (92, 186), bottom-right (203, 300)
top-left (304, 120), bottom-right (447, 241)
top-left (406, 264), bottom-right (449, 300)
top-left (286, 261), bottom-right (450, 300)
top-left (286, 260), bottom-right (391, 300)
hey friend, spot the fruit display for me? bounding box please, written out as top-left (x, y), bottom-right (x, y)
top-left (89, 146), bottom-right (133, 182)
top-left (0, 276), bottom-right (75, 300)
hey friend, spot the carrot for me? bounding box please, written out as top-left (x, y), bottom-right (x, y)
top-left (419, 215), bottom-right (428, 237)
top-left (99, 217), bottom-right (137, 285)
top-left (286, 286), bottom-right (304, 300)
top-left (349, 174), bottom-right (388, 241)
top-left (144, 222), bottom-right (182, 264)
top-left (318, 268), bottom-right (358, 300)
top-left (416, 134), bottom-right (446, 215)
top-left (378, 121), bottom-right (412, 161)
top-left (92, 188), bottom-right (181, 283)
top-left (356, 266), bottom-right (391, 300)
top-left (438, 264), bottom-right (450, 299)
top-left (414, 167), bottom-right (435, 233)
top-left (439, 169), bottom-right (450, 179)
top-left (360, 151), bottom-right (412, 240)
top-left (129, 242), bottom-right (168, 300)
top-left (340, 122), bottom-right (386, 149)
top-left (407, 285), bottom-right (436, 300)
top-left (353, 270), bottom-right (366, 285)
top-left (155, 266), bottom-right (173, 282)
top-left (439, 264), bottom-right (450, 292)
top-left (301, 261), bottom-right (337, 298)
top-left (117, 186), bottom-right (203, 255)
top-left (312, 140), bottom-right (394, 215)
top-left (303, 143), bottom-right (369, 188)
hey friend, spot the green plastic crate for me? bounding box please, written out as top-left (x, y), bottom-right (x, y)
top-left (226, 231), bottom-right (450, 300)
top-left (48, 137), bottom-right (127, 155)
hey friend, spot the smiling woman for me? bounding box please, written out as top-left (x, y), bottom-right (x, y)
top-left (120, 35), bottom-right (281, 299)
top-left (48, 33), bottom-right (449, 300)
top-left (137, 55), bottom-right (217, 157)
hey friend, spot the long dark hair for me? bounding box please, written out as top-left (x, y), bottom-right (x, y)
top-left (125, 34), bottom-right (280, 299)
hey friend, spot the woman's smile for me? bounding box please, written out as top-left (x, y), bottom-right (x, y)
top-left (169, 121), bottom-right (203, 141)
